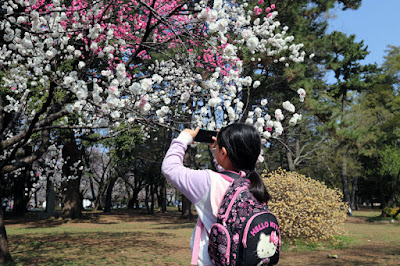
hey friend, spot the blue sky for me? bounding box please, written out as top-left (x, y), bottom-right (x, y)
top-left (327, 0), bottom-right (400, 66)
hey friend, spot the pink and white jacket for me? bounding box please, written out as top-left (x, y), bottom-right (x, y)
top-left (161, 132), bottom-right (245, 265)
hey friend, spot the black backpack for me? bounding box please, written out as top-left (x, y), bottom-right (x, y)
top-left (208, 172), bottom-right (281, 265)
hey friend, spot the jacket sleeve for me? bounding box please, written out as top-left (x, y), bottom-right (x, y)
top-left (161, 132), bottom-right (211, 204)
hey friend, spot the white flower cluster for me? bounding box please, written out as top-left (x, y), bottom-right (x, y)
top-left (298, 88), bottom-right (306, 102)
top-left (198, 0), bottom-right (305, 66)
top-left (0, 0), bottom-right (308, 172)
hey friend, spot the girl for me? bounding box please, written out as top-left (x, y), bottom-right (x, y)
top-left (161, 123), bottom-right (270, 265)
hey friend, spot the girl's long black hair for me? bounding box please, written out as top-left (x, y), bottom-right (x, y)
top-left (217, 123), bottom-right (270, 203)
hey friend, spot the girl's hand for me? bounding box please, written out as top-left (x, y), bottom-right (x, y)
top-left (183, 127), bottom-right (200, 140)
top-left (209, 136), bottom-right (218, 149)
top-left (209, 130), bottom-right (219, 149)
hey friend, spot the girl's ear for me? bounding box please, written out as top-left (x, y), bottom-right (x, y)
top-left (221, 147), bottom-right (228, 158)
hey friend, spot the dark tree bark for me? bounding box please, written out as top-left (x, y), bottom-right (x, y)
top-left (12, 147), bottom-right (33, 216)
top-left (128, 197), bottom-right (135, 209)
top-left (341, 157), bottom-right (351, 205)
top-left (150, 182), bottom-right (155, 214)
top-left (12, 173), bottom-right (28, 216)
top-left (34, 190), bottom-right (38, 208)
top-left (145, 185), bottom-right (150, 213)
top-left (61, 139), bottom-right (83, 219)
top-left (93, 182), bottom-right (106, 211)
top-left (127, 177), bottom-right (142, 209)
top-left (350, 176), bottom-right (359, 210)
top-left (0, 208), bottom-right (12, 263)
top-left (160, 179), bottom-right (167, 213)
top-left (128, 185), bottom-right (140, 209)
top-left (89, 175), bottom-right (96, 203)
top-left (181, 195), bottom-right (193, 220)
top-left (46, 174), bottom-right (56, 216)
top-left (62, 177), bottom-right (83, 219)
top-left (104, 176), bottom-right (118, 213)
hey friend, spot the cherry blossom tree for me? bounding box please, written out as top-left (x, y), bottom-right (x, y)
top-left (0, 0), bottom-right (306, 261)
top-left (1, 0), bottom-right (305, 172)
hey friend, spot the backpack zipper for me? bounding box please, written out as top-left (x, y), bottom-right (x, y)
top-left (211, 223), bottom-right (231, 264)
top-left (242, 211), bottom-right (269, 248)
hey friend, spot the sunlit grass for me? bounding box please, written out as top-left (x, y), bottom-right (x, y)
top-left (281, 235), bottom-right (355, 252)
top-left (352, 209), bottom-right (382, 218)
top-left (4, 208), bottom-right (400, 265)
top-left (280, 209), bottom-right (399, 253)
top-left (6, 210), bottom-right (194, 265)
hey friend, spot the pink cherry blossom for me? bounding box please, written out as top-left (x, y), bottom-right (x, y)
top-left (254, 7), bottom-right (263, 16)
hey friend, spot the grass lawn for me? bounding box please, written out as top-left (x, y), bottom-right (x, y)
top-left (280, 209), bottom-right (400, 265)
top-left (4, 208), bottom-right (400, 265)
top-left (6, 209), bottom-right (194, 265)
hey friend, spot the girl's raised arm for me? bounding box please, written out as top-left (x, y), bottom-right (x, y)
top-left (161, 131), bottom-right (211, 204)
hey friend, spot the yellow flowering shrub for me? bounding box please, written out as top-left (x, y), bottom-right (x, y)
top-left (383, 207), bottom-right (399, 217)
top-left (262, 168), bottom-right (348, 242)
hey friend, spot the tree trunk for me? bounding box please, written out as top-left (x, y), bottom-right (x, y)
top-left (295, 136), bottom-right (300, 159)
top-left (161, 180), bottom-right (167, 213)
top-left (128, 179), bottom-right (141, 209)
top-left (61, 139), bottom-right (83, 219)
top-left (350, 176), bottom-right (358, 210)
top-left (150, 183), bottom-right (155, 214)
top-left (339, 89), bottom-right (351, 206)
top-left (145, 185), bottom-right (150, 214)
top-left (128, 197), bottom-right (135, 209)
top-left (62, 177), bottom-right (82, 219)
top-left (89, 175), bottom-right (96, 203)
top-left (287, 132), bottom-right (299, 171)
top-left (286, 151), bottom-right (294, 171)
top-left (181, 195), bottom-right (193, 220)
top-left (34, 190), bottom-right (38, 208)
top-left (93, 182), bottom-right (106, 211)
top-left (46, 175), bottom-right (56, 216)
top-left (128, 188), bottom-right (139, 210)
top-left (12, 174), bottom-right (28, 216)
top-left (341, 156), bottom-right (351, 205)
top-left (13, 148), bottom-right (33, 215)
top-left (104, 176), bottom-right (118, 213)
top-left (0, 208), bottom-right (13, 263)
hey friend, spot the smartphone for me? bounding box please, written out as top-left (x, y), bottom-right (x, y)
top-left (194, 129), bottom-right (218, 143)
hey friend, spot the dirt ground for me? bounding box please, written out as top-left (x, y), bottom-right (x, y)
top-left (279, 214), bottom-right (400, 266)
top-left (5, 209), bottom-right (400, 265)
top-left (279, 245), bottom-right (400, 265)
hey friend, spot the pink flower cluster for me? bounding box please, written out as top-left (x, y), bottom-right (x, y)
top-left (254, 3), bottom-right (276, 18)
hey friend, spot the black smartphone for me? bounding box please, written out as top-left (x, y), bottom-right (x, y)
top-left (194, 129), bottom-right (218, 143)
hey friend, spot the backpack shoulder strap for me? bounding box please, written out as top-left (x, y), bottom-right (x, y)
top-left (220, 180), bottom-right (250, 224)
top-left (191, 219), bottom-right (203, 265)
